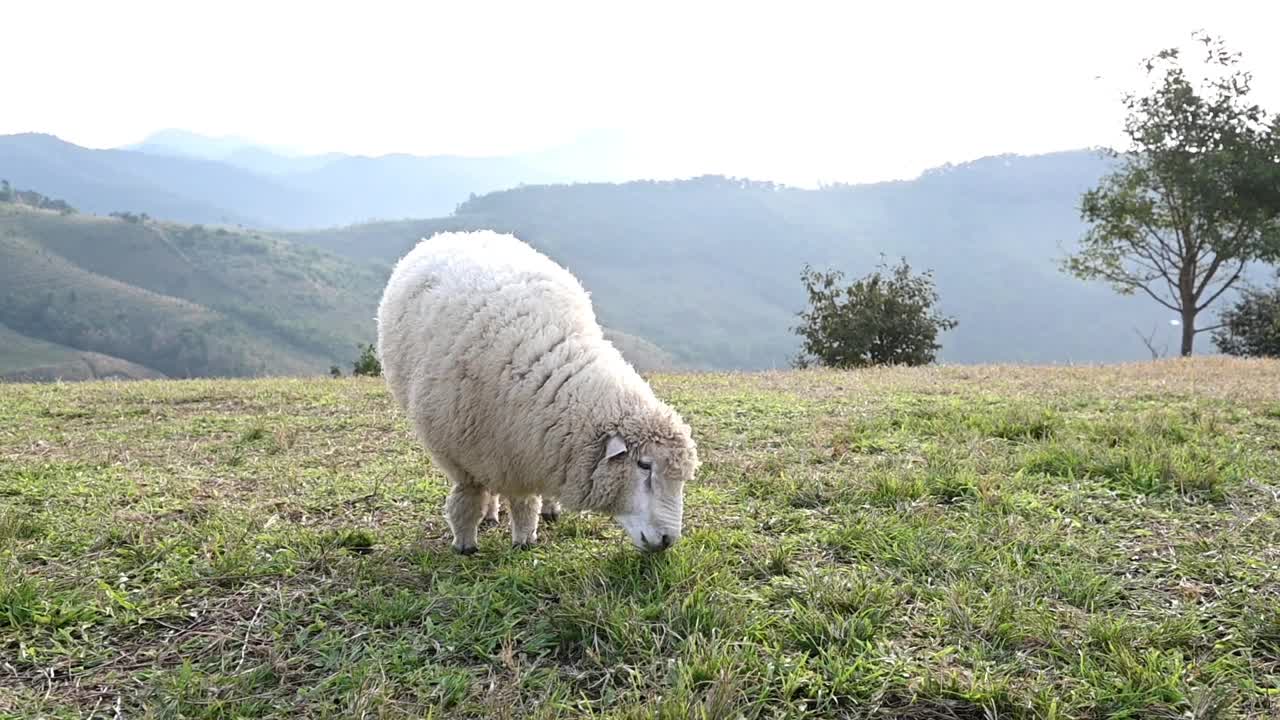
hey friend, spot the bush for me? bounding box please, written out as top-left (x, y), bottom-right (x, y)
top-left (351, 343), bottom-right (382, 376)
top-left (1212, 280), bottom-right (1280, 357)
top-left (3, 183), bottom-right (76, 213)
top-left (110, 211), bottom-right (148, 224)
top-left (792, 256), bottom-right (958, 369)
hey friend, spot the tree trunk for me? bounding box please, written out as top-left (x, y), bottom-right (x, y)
top-left (1180, 308), bottom-right (1196, 357)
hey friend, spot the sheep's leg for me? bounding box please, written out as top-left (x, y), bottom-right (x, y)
top-left (481, 492), bottom-right (501, 526)
top-left (540, 495), bottom-right (562, 522)
top-left (444, 482), bottom-right (488, 554)
top-left (435, 456), bottom-right (486, 555)
top-left (505, 494), bottom-right (542, 549)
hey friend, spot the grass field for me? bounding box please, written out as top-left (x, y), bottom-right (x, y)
top-left (2, 359), bottom-right (1279, 719)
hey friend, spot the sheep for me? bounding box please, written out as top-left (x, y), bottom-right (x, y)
top-left (376, 230), bottom-right (699, 554)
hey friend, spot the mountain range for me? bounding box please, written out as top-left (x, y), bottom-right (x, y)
top-left (0, 129), bottom-right (635, 230)
top-left (3, 130), bottom-right (1262, 379)
top-left (284, 156), bottom-right (1225, 369)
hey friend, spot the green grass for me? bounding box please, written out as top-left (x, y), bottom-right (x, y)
top-left (2, 358), bottom-right (1279, 718)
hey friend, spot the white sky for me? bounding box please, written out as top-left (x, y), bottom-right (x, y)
top-left (4, 0), bottom-right (1278, 186)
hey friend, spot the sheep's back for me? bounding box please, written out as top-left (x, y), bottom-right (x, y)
top-left (376, 231), bottom-right (613, 490)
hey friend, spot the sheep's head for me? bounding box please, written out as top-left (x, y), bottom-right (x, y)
top-left (593, 418), bottom-right (698, 553)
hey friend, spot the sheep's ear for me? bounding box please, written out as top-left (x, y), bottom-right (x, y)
top-left (604, 434), bottom-right (628, 460)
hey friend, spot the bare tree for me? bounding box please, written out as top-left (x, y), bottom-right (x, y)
top-left (1132, 324), bottom-right (1168, 360)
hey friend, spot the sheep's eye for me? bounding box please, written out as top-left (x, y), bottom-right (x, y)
top-left (637, 459), bottom-right (652, 472)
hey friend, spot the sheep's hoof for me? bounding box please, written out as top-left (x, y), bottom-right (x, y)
top-left (512, 540), bottom-right (536, 550)
top-left (452, 544), bottom-right (478, 556)
top-left (480, 516), bottom-right (499, 528)
top-left (540, 510), bottom-right (560, 522)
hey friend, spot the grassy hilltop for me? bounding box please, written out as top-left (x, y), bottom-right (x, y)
top-left (2, 359), bottom-right (1279, 718)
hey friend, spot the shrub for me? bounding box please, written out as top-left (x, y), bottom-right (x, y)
top-left (1212, 280), bottom-right (1280, 357)
top-left (792, 256), bottom-right (957, 368)
top-left (351, 343), bottom-right (382, 376)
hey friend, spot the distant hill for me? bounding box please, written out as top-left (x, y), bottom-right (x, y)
top-left (0, 133), bottom-right (315, 227)
top-left (0, 133), bottom-right (555, 228)
top-left (0, 201), bottom-right (389, 379)
top-left (0, 319), bottom-right (165, 382)
top-left (0, 199), bottom-right (680, 380)
top-left (122, 129), bottom-right (344, 176)
top-left (283, 151), bottom-right (1260, 369)
top-left (1, 130), bottom-right (644, 230)
top-left (122, 128), bottom-right (637, 182)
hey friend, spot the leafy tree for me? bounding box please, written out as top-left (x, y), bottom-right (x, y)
top-left (1211, 278), bottom-right (1280, 357)
top-left (1062, 32), bottom-right (1280, 356)
top-left (0, 179), bottom-right (11, 202)
top-left (791, 256), bottom-right (957, 369)
top-left (351, 343), bottom-right (382, 376)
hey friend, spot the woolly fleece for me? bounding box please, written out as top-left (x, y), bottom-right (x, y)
top-left (376, 230), bottom-right (698, 552)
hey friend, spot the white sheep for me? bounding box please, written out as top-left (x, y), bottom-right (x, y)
top-left (376, 230), bottom-right (699, 554)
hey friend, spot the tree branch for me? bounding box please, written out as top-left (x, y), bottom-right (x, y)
top-left (1157, 180), bottom-right (1192, 259)
top-left (1192, 212), bottom-right (1256, 297)
top-left (1135, 224), bottom-right (1181, 269)
top-left (1123, 255), bottom-right (1167, 280)
top-left (1087, 252), bottom-right (1183, 313)
top-left (1132, 324), bottom-right (1166, 359)
top-left (1131, 223), bottom-right (1191, 304)
top-left (1192, 252), bottom-right (1226, 301)
top-left (1132, 229), bottom-right (1178, 275)
top-left (1196, 258), bottom-right (1248, 312)
top-left (1125, 279), bottom-right (1184, 313)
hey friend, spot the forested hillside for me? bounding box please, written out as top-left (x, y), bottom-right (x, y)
top-left (0, 203), bottom-right (386, 379)
top-left (287, 151), bottom-right (1224, 369)
top-left (0, 200), bottom-right (680, 380)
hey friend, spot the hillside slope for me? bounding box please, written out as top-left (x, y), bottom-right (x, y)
top-left (286, 152), bottom-right (1229, 369)
top-left (0, 321), bottom-right (82, 373)
top-left (0, 202), bottom-right (682, 379)
top-left (0, 319), bottom-right (167, 382)
top-left (0, 204), bottom-right (386, 378)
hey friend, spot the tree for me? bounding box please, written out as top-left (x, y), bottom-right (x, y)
top-left (1211, 278), bottom-right (1280, 357)
top-left (1062, 32), bottom-right (1280, 356)
top-left (791, 256), bottom-right (957, 369)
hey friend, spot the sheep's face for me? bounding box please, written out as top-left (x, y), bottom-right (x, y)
top-left (597, 432), bottom-right (696, 553)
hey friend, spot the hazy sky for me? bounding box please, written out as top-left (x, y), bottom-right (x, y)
top-left (5, 0), bottom-right (1278, 186)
